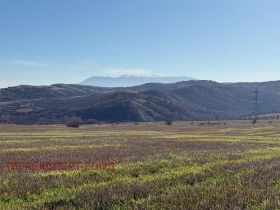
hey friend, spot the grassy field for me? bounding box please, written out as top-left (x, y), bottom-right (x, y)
top-left (1, 120), bottom-right (280, 209)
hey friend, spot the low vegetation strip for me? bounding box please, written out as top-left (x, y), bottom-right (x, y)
top-left (1, 120), bottom-right (280, 209)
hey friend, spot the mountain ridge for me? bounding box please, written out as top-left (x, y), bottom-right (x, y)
top-left (0, 80), bottom-right (280, 124)
top-left (80, 75), bottom-right (195, 87)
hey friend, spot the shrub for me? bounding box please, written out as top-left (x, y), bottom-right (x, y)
top-left (166, 120), bottom-right (173, 125)
top-left (66, 117), bottom-right (82, 128)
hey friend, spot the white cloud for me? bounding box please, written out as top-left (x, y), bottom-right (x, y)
top-left (11, 59), bottom-right (52, 68)
top-left (104, 68), bottom-right (163, 77)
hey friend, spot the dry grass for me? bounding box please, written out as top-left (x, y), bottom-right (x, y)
top-left (1, 120), bottom-right (280, 209)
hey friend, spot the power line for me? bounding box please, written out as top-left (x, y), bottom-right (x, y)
top-left (251, 88), bottom-right (262, 120)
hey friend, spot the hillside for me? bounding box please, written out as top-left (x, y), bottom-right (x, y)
top-left (0, 84), bottom-right (113, 102)
top-left (0, 80), bottom-right (280, 124)
top-left (72, 90), bottom-right (210, 122)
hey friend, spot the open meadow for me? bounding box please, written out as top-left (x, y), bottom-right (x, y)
top-left (1, 120), bottom-right (280, 209)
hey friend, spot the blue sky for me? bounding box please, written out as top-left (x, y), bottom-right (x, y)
top-left (0, 0), bottom-right (280, 88)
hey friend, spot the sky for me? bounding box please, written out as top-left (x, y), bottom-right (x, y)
top-left (0, 0), bottom-right (280, 88)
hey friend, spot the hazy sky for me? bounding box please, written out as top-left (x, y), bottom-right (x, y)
top-left (1, 0), bottom-right (280, 88)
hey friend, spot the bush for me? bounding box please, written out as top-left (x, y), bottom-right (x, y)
top-left (252, 118), bottom-right (257, 124)
top-left (166, 120), bottom-right (173, 125)
top-left (66, 117), bottom-right (81, 128)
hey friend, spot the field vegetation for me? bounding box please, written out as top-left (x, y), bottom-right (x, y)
top-left (1, 120), bottom-right (280, 209)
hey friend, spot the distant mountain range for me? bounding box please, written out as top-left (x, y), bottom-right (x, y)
top-left (0, 80), bottom-right (280, 124)
top-left (80, 75), bottom-right (195, 87)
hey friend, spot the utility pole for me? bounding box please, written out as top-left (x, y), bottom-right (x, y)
top-left (251, 88), bottom-right (262, 120)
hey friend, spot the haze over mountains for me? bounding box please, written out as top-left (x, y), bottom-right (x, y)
top-left (80, 75), bottom-right (195, 87)
top-left (0, 80), bottom-right (280, 124)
